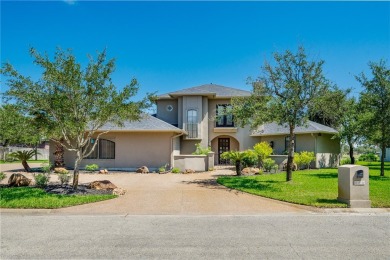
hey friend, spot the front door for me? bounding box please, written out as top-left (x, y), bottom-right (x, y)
top-left (218, 138), bottom-right (230, 164)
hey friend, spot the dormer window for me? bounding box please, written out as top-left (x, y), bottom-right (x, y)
top-left (216, 104), bottom-right (234, 127)
top-left (186, 109), bottom-right (198, 138)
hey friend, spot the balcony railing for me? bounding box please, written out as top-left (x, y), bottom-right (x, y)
top-left (186, 123), bottom-right (198, 139)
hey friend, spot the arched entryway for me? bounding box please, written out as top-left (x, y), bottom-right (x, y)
top-left (210, 135), bottom-right (239, 165)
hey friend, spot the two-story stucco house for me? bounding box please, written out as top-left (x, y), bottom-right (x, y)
top-left (50, 84), bottom-right (340, 171)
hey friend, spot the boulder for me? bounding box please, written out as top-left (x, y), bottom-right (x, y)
top-left (113, 188), bottom-right (126, 196)
top-left (99, 169), bottom-right (109, 174)
top-left (88, 180), bottom-right (117, 190)
top-left (54, 167), bottom-right (68, 174)
top-left (8, 173), bottom-right (32, 187)
top-left (282, 160), bottom-right (298, 171)
top-left (136, 166), bottom-right (149, 174)
top-left (184, 169), bottom-right (195, 174)
top-left (241, 167), bottom-right (261, 175)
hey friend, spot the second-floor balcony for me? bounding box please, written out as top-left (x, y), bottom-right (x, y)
top-left (186, 123), bottom-right (198, 139)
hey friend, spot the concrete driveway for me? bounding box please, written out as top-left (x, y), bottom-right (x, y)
top-left (1, 166), bottom-right (312, 215)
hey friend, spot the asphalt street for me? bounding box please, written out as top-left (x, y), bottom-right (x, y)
top-left (1, 213), bottom-right (389, 259)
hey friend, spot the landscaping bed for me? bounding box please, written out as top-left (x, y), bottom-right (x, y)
top-left (217, 162), bottom-right (390, 208)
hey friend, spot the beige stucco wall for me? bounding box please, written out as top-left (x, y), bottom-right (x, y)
top-left (180, 138), bottom-right (199, 154)
top-left (315, 133), bottom-right (341, 168)
top-left (50, 132), bottom-right (174, 170)
top-left (259, 134), bottom-right (315, 155)
top-left (156, 99), bottom-right (178, 126)
top-left (173, 154), bottom-right (207, 172)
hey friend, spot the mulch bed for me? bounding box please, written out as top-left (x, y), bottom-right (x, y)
top-left (44, 184), bottom-right (114, 196)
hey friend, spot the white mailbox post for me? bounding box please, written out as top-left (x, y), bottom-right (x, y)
top-left (338, 165), bottom-right (371, 208)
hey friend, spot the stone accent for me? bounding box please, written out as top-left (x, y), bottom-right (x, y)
top-left (184, 169), bottom-right (195, 174)
top-left (99, 169), bottom-right (109, 174)
top-left (8, 173), bottom-right (32, 187)
top-left (136, 166), bottom-right (149, 174)
top-left (88, 180), bottom-right (117, 190)
top-left (113, 188), bottom-right (126, 196)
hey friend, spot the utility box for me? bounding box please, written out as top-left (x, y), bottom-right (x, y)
top-left (338, 165), bottom-right (371, 208)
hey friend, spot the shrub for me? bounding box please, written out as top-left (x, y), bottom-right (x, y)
top-left (85, 164), bottom-right (99, 172)
top-left (57, 172), bottom-right (72, 186)
top-left (253, 142), bottom-right (273, 167)
top-left (358, 153), bottom-right (378, 162)
top-left (294, 151), bottom-right (315, 169)
top-left (192, 143), bottom-right (211, 155)
top-left (0, 172), bottom-right (6, 182)
top-left (54, 168), bottom-right (69, 174)
top-left (263, 158), bottom-right (277, 172)
top-left (241, 149), bottom-right (258, 168)
top-left (34, 173), bottom-right (50, 188)
top-left (340, 157), bottom-right (351, 165)
top-left (171, 167), bottom-right (181, 173)
top-left (158, 166), bottom-right (166, 173)
top-left (41, 163), bottom-right (52, 174)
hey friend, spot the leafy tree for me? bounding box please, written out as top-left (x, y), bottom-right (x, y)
top-left (356, 60), bottom-right (390, 176)
top-left (253, 142), bottom-right (273, 169)
top-left (337, 97), bottom-right (363, 164)
top-left (220, 151), bottom-right (246, 175)
top-left (8, 150), bottom-right (38, 172)
top-left (2, 48), bottom-right (153, 188)
top-left (0, 104), bottom-right (41, 147)
top-left (232, 47), bottom-right (333, 181)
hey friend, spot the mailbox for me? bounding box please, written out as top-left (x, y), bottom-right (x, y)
top-left (338, 165), bottom-right (371, 208)
top-left (356, 170), bottom-right (364, 179)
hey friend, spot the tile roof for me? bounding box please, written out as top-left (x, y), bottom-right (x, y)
top-left (97, 114), bottom-right (185, 133)
top-left (158, 84), bottom-right (251, 99)
top-left (251, 121), bottom-right (338, 136)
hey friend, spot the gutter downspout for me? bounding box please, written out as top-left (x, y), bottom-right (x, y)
top-left (170, 132), bottom-right (185, 169)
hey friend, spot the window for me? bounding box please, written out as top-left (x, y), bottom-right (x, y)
top-left (186, 109), bottom-right (198, 138)
top-left (216, 104), bottom-right (234, 127)
top-left (285, 136), bottom-right (296, 152)
top-left (84, 139), bottom-right (115, 159)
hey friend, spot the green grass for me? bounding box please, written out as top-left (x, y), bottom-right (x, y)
top-left (0, 187), bottom-right (117, 209)
top-left (217, 162), bottom-right (390, 208)
top-left (0, 160), bottom-right (49, 164)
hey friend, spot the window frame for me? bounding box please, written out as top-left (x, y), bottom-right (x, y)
top-left (216, 104), bottom-right (234, 127)
top-left (83, 138), bottom-right (115, 160)
top-left (186, 109), bottom-right (198, 139)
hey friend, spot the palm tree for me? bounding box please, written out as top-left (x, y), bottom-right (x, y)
top-left (9, 150), bottom-right (38, 172)
top-left (221, 151), bottom-right (246, 175)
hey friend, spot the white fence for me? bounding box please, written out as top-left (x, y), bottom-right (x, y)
top-left (0, 146), bottom-right (49, 161)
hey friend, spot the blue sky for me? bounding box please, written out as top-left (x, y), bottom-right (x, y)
top-left (1, 1), bottom-right (389, 100)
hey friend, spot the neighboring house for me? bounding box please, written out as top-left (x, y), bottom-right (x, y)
top-left (50, 83), bottom-right (340, 170)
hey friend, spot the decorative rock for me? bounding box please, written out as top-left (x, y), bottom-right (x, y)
top-left (88, 180), bottom-right (117, 190)
top-left (54, 167), bottom-right (68, 174)
top-left (184, 169), bottom-right (195, 174)
top-left (8, 173), bottom-right (32, 187)
top-left (241, 167), bottom-right (261, 175)
top-left (282, 160), bottom-right (298, 171)
top-left (99, 169), bottom-right (109, 174)
top-left (136, 166), bottom-right (149, 174)
top-left (113, 188), bottom-right (126, 196)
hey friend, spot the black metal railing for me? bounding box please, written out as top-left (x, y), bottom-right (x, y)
top-left (186, 123), bottom-right (198, 138)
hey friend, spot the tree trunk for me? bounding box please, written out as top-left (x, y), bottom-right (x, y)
top-left (34, 144), bottom-right (38, 161)
top-left (286, 125), bottom-right (295, 182)
top-left (54, 139), bottom-right (65, 167)
top-left (72, 151), bottom-right (82, 189)
top-left (348, 141), bottom-right (355, 164)
top-left (22, 160), bottom-right (32, 172)
top-left (380, 144), bottom-right (385, 177)
top-left (236, 160), bottom-right (241, 176)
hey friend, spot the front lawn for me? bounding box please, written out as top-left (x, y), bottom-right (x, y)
top-left (0, 160), bottom-right (49, 164)
top-left (0, 187), bottom-right (117, 209)
top-left (217, 162), bottom-right (390, 208)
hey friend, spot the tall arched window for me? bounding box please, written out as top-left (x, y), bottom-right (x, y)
top-left (187, 109), bottom-right (198, 138)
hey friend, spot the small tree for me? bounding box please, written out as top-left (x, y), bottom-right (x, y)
top-left (253, 142), bottom-right (273, 169)
top-left (8, 150), bottom-right (38, 172)
top-left (337, 97), bottom-right (364, 164)
top-left (2, 48), bottom-right (153, 188)
top-left (220, 151), bottom-right (246, 175)
top-left (232, 47), bottom-right (333, 181)
top-left (357, 60), bottom-right (390, 176)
